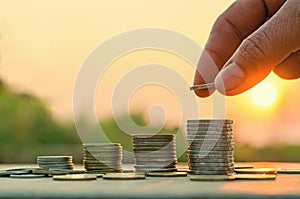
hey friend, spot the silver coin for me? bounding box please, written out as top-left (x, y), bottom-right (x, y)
top-left (188, 150), bottom-right (233, 156)
top-left (86, 169), bottom-right (123, 174)
top-left (84, 161), bottom-right (122, 166)
top-left (189, 174), bottom-right (235, 181)
top-left (103, 173), bottom-right (146, 180)
top-left (189, 83), bottom-right (215, 91)
top-left (147, 171), bottom-right (187, 177)
top-left (83, 149), bottom-right (122, 154)
top-left (84, 166), bottom-right (122, 170)
top-left (5, 168), bottom-right (36, 175)
top-left (40, 166), bottom-right (75, 170)
top-left (133, 134), bottom-right (175, 139)
top-left (84, 154), bottom-right (122, 159)
top-left (83, 148), bottom-right (122, 152)
top-left (84, 153), bottom-right (123, 159)
top-left (189, 164), bottom-right (234, 169)
top-left (189, 167), bottom-right (234, 172)
top-left (188, 158), bottom-right (234, 163)
top-left (133, 147), bottom-right (175, 152)
top-left (189, 146), bottom-right (234, 151)
top-left (134, 152), bottom-right (177, 156)
top-left (188, 170), bottom-right (234, 175)
top-left (187, 123), bottom-right (232, 127)
top-left (83, 161), bottom-right (121, 166)
top-left (85, 166), bottom-right (122, 171)
top-left (188, 138), bottom-right (234, 143)
top-left (187, 129), bottom-right (233, 134)
top-left (53, 174), bottom-right (97, 181)
top-left (37, 156), bottom-right (72, 161)
top-left (84, 159), bottom-right (122, 164)
top-left (187, 119), bottom-right (233, 124)
top-left (135, 158), bottom-right (177, 162)
top-left (134, 156), bottom-right (177, 160)
top-left (188, 153), bottom-right (234, 159)
top-left (134, 163), bottom-right (177, 168)
top-left (82, 143), bottom-right (122, 147)
top-left (83, 160), bottom-right (122, 165)
top-left (133, 143), bottom-right (175, 148)
top-left (133, 140), bottom-right (175, 144)
top-left (234, 174), bottom-right (276, 180)
top-left (10, 174), bottom-right (46, 178)
top-left (84, 155), bottom-right (122, 160)
top-left (188, 162), bottom-right (234, 167)
top-left (187, 134), bottom-right (234, 139)
top-left (234, 164), bottom-right (254, 169)
top-left (188, 142), bottom-right (234, 147)
top-left (234, 168), bottom-right (276, 174)
top-left (135, 167), bottom-right (177, 173)
top-left (135, 162), bottom-right (177, 167)
top-left (83, 164), bottom-right (122, 169)
top-left (187, 132), bottom-right (233, 137)
top-left (0, 170), bottom-right (10, 177)
top-left (189, 143), bottom-right (234, 148)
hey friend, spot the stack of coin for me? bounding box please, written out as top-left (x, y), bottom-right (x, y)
top-left (187, 119), bottom-right (234, 175)
top-left (133, 134), bottom-right (178, 173)
top-left (82, 143), bottom-right (123, 173)
top-left (37, 156), bottom-right (74, 170)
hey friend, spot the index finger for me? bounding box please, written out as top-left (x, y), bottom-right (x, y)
top-left (194, 0), bottom-right (285, 97)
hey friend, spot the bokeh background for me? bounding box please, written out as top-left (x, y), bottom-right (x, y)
top-left (0, 0), bottom-right (299, 163)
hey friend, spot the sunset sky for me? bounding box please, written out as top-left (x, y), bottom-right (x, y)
top-left (0, 0), bottom-right (299, 147)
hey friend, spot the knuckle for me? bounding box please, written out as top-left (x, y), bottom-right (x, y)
top-left (235, 30), bottom-right (272, 69)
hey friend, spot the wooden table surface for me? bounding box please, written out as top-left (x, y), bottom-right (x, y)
top-left (0, 162), bottom-right (300, 199)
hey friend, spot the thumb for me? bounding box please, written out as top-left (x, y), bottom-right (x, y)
top-left (215, 0), bottom-right (300, 96)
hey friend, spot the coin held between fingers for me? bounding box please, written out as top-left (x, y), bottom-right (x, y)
top-left (190, 83), bottom-right (215, 91)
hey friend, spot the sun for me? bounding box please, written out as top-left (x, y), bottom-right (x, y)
top-left (251, 82), bottom-right (277, 107)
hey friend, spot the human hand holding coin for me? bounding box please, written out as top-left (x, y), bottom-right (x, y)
top-left (194, 0), bottom-right (300, 97)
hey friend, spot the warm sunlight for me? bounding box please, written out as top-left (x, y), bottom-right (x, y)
top-left (251, 82), bottom-right (277, 107)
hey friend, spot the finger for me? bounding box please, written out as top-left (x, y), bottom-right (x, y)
top-left (215, 0), bottom-right (300, 96)
top-left (273, 50), bottom-right (300, 79)
top-left (194, 0), bottom-right (286, 97)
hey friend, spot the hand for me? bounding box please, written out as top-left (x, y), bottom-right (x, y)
top-left (194, 0), bottom-right (300, 97)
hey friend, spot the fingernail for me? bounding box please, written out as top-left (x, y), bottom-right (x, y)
top-left (214, 62), bottom-right (246, 93)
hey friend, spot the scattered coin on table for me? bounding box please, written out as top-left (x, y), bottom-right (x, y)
top-left (276, 168), bottom-right (300, 174)
top-left (234, 168), bottom-right (277, 174)
top-left (53, 174), bottom-right (97, 181)
top-left (234, 174), bottom-right (276, 180)
top-left (103, 173), bottom-right (146, 180)
top-left (10, 174), bottom-right (46, 178)
top-left (234, 165), bottom-right (255, 169)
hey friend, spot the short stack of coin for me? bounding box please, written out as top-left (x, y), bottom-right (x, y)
top-left (187, 119), bottom-right (234, 175)
top-left (133, 134), bottom-right (178, 173)
top-left (37, 156), bottom-right (74, 170)
top-left (83, 143), bottom-right (123, 173)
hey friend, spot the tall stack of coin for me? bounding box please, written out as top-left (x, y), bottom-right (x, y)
top-left (82, 143), bottom-right (123, 173)
top-left (37, 156), bottom-right (74, 170)
top-left (133, 134), bottom-right (178, 173)
top-left (187, 119), bottom-right (234, 175)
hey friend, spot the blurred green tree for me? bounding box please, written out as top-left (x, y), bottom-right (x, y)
top-left (0, 79), bottom-right (80, 163)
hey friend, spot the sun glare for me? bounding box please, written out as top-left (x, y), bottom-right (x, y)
top-left (251, 82), bottom-right (277, 107)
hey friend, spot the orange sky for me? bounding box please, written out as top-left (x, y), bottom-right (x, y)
top-left (0, 0), bottom-right (299, 147)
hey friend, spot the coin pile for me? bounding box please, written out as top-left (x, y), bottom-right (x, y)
top-left (133, 134), bottom-right (178, 173)
top-left (187, 119), bottom-right (234, 175)
top-left (83, 143), bottom-right (123, 173)
top-left (37, 156), bottom-right (74, 170)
